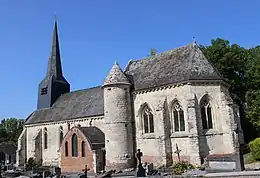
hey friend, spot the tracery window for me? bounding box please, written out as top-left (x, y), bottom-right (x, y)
top-left (142, 104), bottom-right (154, 133)
top-left (200, 96), bottom-right (213, 130)
top-left (81, 141), bottom-right (86, 157)
top-left (71, 133), bottom-right (78, 157)
top-left (65, 141), bottom-right (68, 157)
top-left (44, 127), bottom-right (48, 149)
top-left (172, 102), bottom-right (185, 132)
top-left (59, 126), bottom-right (64, 146)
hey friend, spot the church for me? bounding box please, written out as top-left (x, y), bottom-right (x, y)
top-left (16, 20), bottom-right (244, 173)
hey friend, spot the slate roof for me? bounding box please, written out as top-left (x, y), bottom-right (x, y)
top-left (124, 44), bottom-right (223, 90)
top-left (25, 43), bottom-right (224, 125)
top-left (25, 86), bottom-right (104, 125)
top-left (79, 126), bottom-right (105, 150)
top-left (103, 62), bottom-right (131, 86)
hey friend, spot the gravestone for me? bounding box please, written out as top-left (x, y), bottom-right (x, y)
top-left (206, 154), bottom-right (239, 171)
top-left (146, 163), bottom-right (153, 175)
top-left (136, 164), bottom-right (146, 177)
top-left (55, 167), bottom-right (61, 178)
top-left (205, 130), bottom-right (245, 171)
top-left (135, 149), bottom-right (146, 177)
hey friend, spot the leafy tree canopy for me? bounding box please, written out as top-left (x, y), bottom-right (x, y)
top-left (0, 118), bottom-right (24, 145)
top-left (200, 38), bottom-right (260, 142)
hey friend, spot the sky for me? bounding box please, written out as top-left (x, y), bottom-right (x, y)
top-left (0, 0), bottom-right (259, 119)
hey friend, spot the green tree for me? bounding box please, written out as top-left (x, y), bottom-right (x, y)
top-left (199, 38), bottom-right (257, 143)
top-left (245, 46), bottom-right (260, 90)
top-left (245, 90), bottom-right (260, 132)
top-left (200, 38), bottom-right (247, 104)
top-left (0, 126), bottom-right (7, 142)
top-left (0, 118), bottom-right (24, 144)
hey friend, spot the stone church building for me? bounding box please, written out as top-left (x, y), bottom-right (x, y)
top-left (16, 21), bottom-right (244, 173)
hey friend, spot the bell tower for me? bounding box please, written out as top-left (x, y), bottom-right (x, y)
top-left (37, 19), bottom-right (70, 109)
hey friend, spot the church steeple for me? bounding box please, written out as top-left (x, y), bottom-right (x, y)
top-left (46, 19), bottom-right (63, 78)
top-left (37, 19), bottom-right (70, 109)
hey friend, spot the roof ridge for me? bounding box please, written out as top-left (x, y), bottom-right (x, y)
top-left (125, 43), bottom-right (193, 65)
top-left (61, 85), bottom-right (102, 95)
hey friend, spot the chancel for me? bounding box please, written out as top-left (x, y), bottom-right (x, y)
top-left (16, 19), bottom-right (245, 173)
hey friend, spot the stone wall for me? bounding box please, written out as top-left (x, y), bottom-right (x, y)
top-left (94, 149), bottom-right (105, 173)
top-left (133, 82), bottom-right (238, 167)
top-left (25, 116), bottom-right (104, 167)
top-left (103, 85), bottom-right (134, 170)
top-left (34, 129), bottom-right (42, 164)
top-left (16, 128), bottom-right (27, 166)
top-left (192, 84), bottom-right (236, 156)
top-left (22, 81), bottom-right (241, 171)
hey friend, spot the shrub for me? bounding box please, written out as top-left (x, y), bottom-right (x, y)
top-left (249, 138), bottom-right (260, 160)
top-left (172, 161), bottom-right (195, 175)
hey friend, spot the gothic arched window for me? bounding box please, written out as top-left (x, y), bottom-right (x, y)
top-left (142, 104), bottom-right (154, 133)
top-left (67, 123), bottom-right (71, 130)
top-left (200, 96), bottom-right (213, 130)
top-left (81, 141), bottom-right (86, 157)
top-left (44, 127), bottom-right (48, 149)
top-left (59, 126), bottom-right (64, 146)
top-left (71, 133), bottom-right (78, 157)
top-left (172, 101), bottom-right (185, 132)
top-left (65, 141), bottom-right (68, 157)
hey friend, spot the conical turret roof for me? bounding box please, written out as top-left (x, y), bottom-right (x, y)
top-left (103, 62), bottom-right (131, 86)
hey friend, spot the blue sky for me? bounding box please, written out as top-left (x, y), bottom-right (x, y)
top-left (0, 0), bottom-right (259, 119)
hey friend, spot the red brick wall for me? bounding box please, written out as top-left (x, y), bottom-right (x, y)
top-left (60, 128), bottom-right (94, 173)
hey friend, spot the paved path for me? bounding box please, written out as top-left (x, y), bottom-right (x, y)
top-left (204, 170), bottom-right (260, 177)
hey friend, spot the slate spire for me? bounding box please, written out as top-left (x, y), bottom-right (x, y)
top-left (103, 62), bottom-right (131, 86)
top-left (37, 18), bottom-right (70, 109)
top-left (46, 19), bottom-right (63, 79)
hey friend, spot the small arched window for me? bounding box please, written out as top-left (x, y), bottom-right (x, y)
top-left (59, 126), bottom-right (64, 146)
top-left (81, 141), bottom-right (86, 157)
top-left (68, 123), bottom-right (71, 130)
top-left (44, 127), bottom-right (48, 149)
top-left (65, 141), bottom-right (68, 157)
top-left (200, 96), bottom-right (213, 130)
top-left (142, 104), bottom-right (154, 133)
top-left (71, 133), bottom-right (78, 157)
top-left (172, 101), bottom-right (185, 132)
